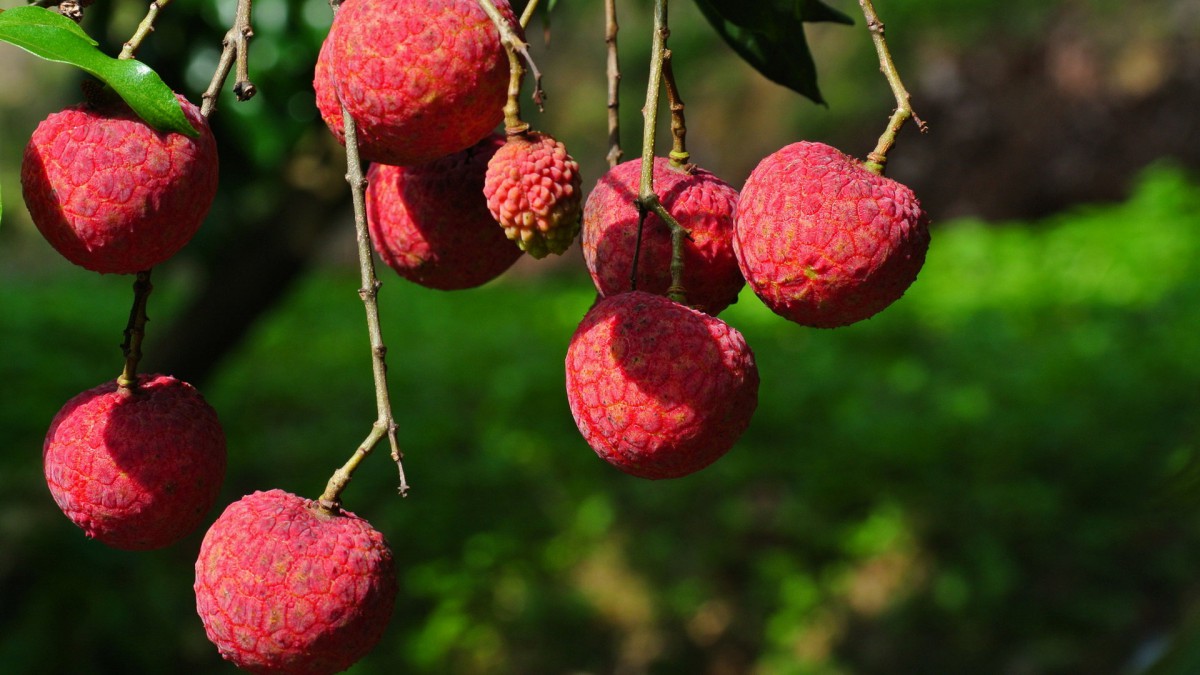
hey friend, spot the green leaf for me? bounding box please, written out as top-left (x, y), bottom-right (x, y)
top-left (692, 0), bottom-right (853, 103)
top-left (797, 0), bottom-right (854, 25)
top-left (0, 7), bottom-right (198, 137)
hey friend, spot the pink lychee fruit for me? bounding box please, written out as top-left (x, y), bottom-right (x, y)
top-left (734, 141), bottom-right (930, 328)
top-left (21, 94), bottom-right (219, 274)
top-left (195, 489), bottom-right (397, 675)
top-left (581, 157), bottom-right (743, 316)
top-left (484, 130), bottom-right (583, 259)
top-left (316, 0), bottom-right (517, 166)
top-left (366, 133), bottom-right (522, 290)
top-left (42, 374), bottom-right (226, 550)
top-left (565, 291), bottom-right (759, 479)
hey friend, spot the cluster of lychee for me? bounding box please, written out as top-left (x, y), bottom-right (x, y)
top-left (20, 7), bottom-right (415, 674)
top-left (22, 90), bottom-right (231, 548)
top-left (565, 140), bottom-right (930, 480)
top-left (18, 0), bottom-right (930, 669)
top-left (314, 0), bottom-right (582, 291)
top-left (311, 0), bottom-right (932, 487)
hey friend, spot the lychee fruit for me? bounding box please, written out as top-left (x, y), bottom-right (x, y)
top-left (565, 291), bottom-right (759, 479)
top-left (42, 374), bottom-right (226, 550)
top-left (316, 0), bottom-right (516, 166)
top-left (366, 133), bottom-right (522, 290)
top-left (734, 141), bottom-right (930, 328)
top-left (484, 131), bottom-right (583, 259)
top-left (195, 489), bottom-right (397, 675)
top-left (581, 157), bottom-right (743, 315)
top-left (21, 93), bottom-right (219, 274)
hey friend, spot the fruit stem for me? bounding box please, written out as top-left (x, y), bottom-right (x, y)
top-left (631, 0), bottom-right (690, 305)
top-left (661, 49), bottom-right (689, 169)
top-left (118, 0), bottom-right (173, 60)
top-left (200, 0), bottom-right (257, 118)
top-left (605, 0), bottom-right (622, 169)
top-left (518, 0), bottom-right (540, 29)
top-left (116, 270), bottom-right (153, 393)
top-left (858, 0), bottom-right (926, 175)
top-left (318, 48), bottom-right (408, 508)
top-left (499, 38), bottom-right (531, 134)
top-left (478, 0), bottom-right (545, 126)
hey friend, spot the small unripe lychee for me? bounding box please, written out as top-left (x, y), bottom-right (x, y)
top-left (565, 291), bottom-right (759, 479)
top-left (367, 134), bottom-right (522, 290)
top-left (734, 141), bottom-right (930, 328)
top-left (21, 94), bottom-right (219, 274)
top-left (581, 157), bottom-right (743, 315)
top-left (195, 489), bottom-right (397, 675)
top-left (484, 131), bottom-right (583, 259)
top-left (316, 0), bottom-right (516, 166)
top-left (43, 374), bottom-right (226, 550)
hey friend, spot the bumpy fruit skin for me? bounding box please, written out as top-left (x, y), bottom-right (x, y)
top-left (195, 489), bottom-right (397, 675)
top-left (581, 157), bottom-right (743, 316)
top-left (316, 0), bottom-right (516, 166)
top-left (43, 374), bottom-right (226, 550)
top-left (21, 94), bottom-right (218, 274)
top-left (367, 134), bottom-right (521, 289)
top-left (734, 141), bottom-right (930, 328)
top-left (484, 131), bottom-right (583, 259)
top-left (565, 291), bottom-right (759, 479)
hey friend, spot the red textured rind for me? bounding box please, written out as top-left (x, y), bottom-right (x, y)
top-left (483, 131), bottom-right (583, 258)
top-left (318, 0), bottom-right (516, 166)
top-left (366, 134), bottom-right (521, 290)
top-left (195, 490), bottom-right (397, 675)
top-left (581, 157), bottom-right (743, 316)
top-left (734, 141), bottom-right (930, 328)
top-left (42, 374), bottom-right (226, 550)
top-left (21, 95), bottom-right (219, 274)
top-left (564, 292), bottom-right (759, 479)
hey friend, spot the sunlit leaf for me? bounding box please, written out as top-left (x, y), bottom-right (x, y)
top-left (0, 6), bottom-right (198, 137)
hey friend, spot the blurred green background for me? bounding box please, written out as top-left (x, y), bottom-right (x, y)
top-left (2, 0), bottom-right (1200, 673)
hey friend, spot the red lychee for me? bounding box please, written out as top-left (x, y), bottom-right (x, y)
top-left (734, 141), bottom-right (930, 328)
top-left (42, 374), bottom-right (226, 550)
top-left (366, 134), bottom-right (522, 290)
top-left (316, 0), bottom-right (516, 166)
top-left (195, 489), bottom-right (397, 675)
top-left (565, 291), bottom-right (759, 479)
top-left (581, 157), bottom-right (743, 316)
top-left (484, 131), bottom-right (583, 259)
top-left (21, 94), bottom-right (219, 274)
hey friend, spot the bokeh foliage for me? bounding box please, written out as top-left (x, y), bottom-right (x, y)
top-left (1, 164), bottom-right (1198, 673)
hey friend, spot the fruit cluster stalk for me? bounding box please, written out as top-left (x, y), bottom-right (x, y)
top-left (319, 103), bottom-right (408, 510)
top-left (858, 0), bottom-right (925, 175)
top-left (116, 270), bottom-right (153, 391)
top-left (477, 0), bottom-right (545, 120)
top-left (661, 50), bottom-right (689, 168)
top-left (631, 0), bottom-right (690, 305)
top-left (605, 0), bottom-right (622, 168)
top-left (201, 0), bottom-right (257, 117)
top-left (118, 0), bottom-right (173, 60)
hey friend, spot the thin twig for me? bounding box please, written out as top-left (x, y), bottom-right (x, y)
top-left (116, 270), bottom-right (153, 392)
top-left (478, 0), bottom-right (546, 111)
top-left (858, 0), bottom-right (926, 175)
top-left (118, 0), bottom-right (171, 59)
top-left (661, 49), bottom-right (688, 169)
top-left (317, 100), bottom-right (409, 509)
top-left (604, 0), bottom-right (622, 169)
top-left (631, 0), bottom-right (689, 304)
top-left (518, 0), bottom-right (539, 30)
top-left (499, 33), bottom-right (529, 133)
top-left (201, 0), bottom-right (256, 118)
